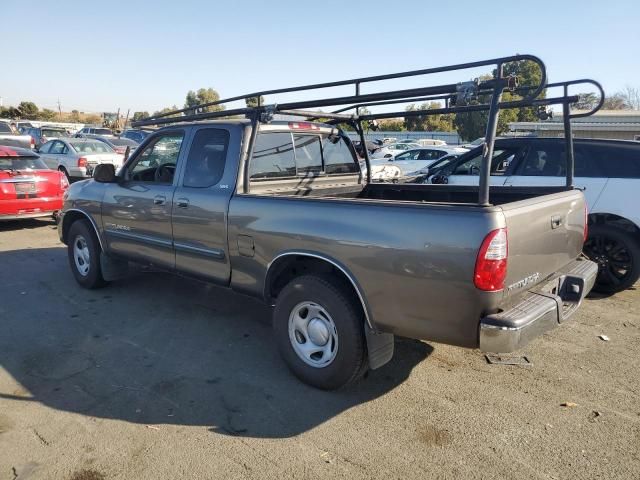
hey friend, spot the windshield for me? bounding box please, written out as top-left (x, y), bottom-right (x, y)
top-left (110, 138), bottom-right (138, 147)
top-left (0, 157), bottom-right (49, 170)
top-left (70, 141), bottom-right (114, 154)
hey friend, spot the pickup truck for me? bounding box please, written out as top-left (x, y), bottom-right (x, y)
top-left (58, 119), bottom-right (597, 389)
top-left (0, 121), bottom-right (33, 149)
top-left (58, 56), bottom-right (601, 389)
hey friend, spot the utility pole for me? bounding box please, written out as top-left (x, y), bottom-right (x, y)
top-left (123, 109), bottom-right (130, 131)
top-left (57, 98), bottom-right (62, 120)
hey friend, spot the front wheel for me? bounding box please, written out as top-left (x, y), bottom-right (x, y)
top-left (273, 275), bottom-right (368, 390)
top-left (67, 220), bottom-right (108, 289)
top-left (583, 224), bottom-right (640, 294)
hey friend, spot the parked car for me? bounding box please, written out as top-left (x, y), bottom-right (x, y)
top-left (58, 119), bottom-right (595, 389)
top-left (82, 134), bottom-right (139, 156)
top-left (120, 129), bottom-right (152, 143)
top-left (426, 137), bottom-right (640, 293)
top-left (0, 121), bottom-right (34, 149)
top-left (75, 127), bottom-right (114, 137)
top-left (0, 145), bottom-right (68, 220)
top-left (23, 126), bottom-right (69, 148)
top-left (370, 146), bottom-right (468, 180)
top-left (37, 138), bottom-right (124, 179)
top-left (416, 139), bottom-right (447, 147)
top-left (370, 142), bottom-right (422, 159)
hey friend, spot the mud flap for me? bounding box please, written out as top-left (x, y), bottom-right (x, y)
top-left (100, 253), bottom-right (129, 281)
top-left (365, 326), bottom-right (394, 370)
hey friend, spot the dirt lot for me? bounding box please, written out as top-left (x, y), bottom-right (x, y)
top-left (0, 219), bottom-right (639, 480)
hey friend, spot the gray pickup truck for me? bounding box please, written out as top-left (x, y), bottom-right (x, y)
top-left (0, 121), bottom-right (33, 149)
top-left (57, 56), bottom-right (600, 389)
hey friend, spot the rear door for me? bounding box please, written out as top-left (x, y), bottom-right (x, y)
top-left (101, 129), bottom-right (187, 268)
top-left (504, 140), bottom-right (608, 211)
top-left (171, 126), bottom-right (234, 284)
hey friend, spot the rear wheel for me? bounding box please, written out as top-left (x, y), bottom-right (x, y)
top-left (273, 275), bottom-right (368, 390)
top-left (584, 224), bottom-right (640, 294)
top-left (67, 220), bottom-right (108, 289)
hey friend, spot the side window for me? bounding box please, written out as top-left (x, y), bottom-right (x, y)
top-left (38, 142), bottom-right (52, 154)
top-left (183, 128), bottom-right (229, 188)
top-left (293, 135), bottom-right (322, 175)
top-left (322, 136), bottom-right (358, 174)
top-left (419, 150), bottom-right (444, 161)
top-left (450, 149), bottom-right (516, 175)
top-left (395, 152), bottom-right (412, 160)
top-left (249, 133), bottom-right (296, 180)
top-left (516, 143), bottom-right (566, 176)
top-left (593, 144), bottom-right (640, 178)
top-left (127, 132), bottom-right (184, 184)
top-left (49, 141), bottom-right (65, 154)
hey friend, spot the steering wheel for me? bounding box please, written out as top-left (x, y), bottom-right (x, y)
top-left (154, 164), bottom-right (175, 183)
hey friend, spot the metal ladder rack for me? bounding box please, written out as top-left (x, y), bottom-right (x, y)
top-left (132, 54), bottom-right (604, 205)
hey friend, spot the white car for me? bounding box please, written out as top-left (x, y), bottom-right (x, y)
top-left (427, 137), bottom-right (640, 294)
top-left (370, 146), bottom-right (469, 178)
top-left (370, 142), bottom-right (422, 159)
top-left (37, 138), bottom-right (124, 179)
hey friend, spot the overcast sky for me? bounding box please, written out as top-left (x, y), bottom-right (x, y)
top-left (2, 0), bottom-right (638, 115)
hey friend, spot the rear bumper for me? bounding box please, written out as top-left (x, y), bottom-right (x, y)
top-left (479, 258), bottom-right (598, 353)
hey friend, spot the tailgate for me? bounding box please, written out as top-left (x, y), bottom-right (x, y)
top-left (500, 189), bottom-right (586, 301)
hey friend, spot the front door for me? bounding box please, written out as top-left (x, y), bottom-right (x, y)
top-left (171, 126), bottom-right (233, 284)
top-left (101, 130), bottom-right (186, 268)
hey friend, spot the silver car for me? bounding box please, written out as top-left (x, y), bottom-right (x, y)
top-left (37, 138), bottom-right (124, 179)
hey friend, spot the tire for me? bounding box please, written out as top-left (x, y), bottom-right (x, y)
top-left (583, 224), bottom-right (640, 294)
top-left (273, 274), bottom-right (368, 390)
top-left (67, 220), bottom-right (108, 289)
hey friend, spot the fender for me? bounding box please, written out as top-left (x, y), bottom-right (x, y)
top-left (61, 208), bottom-right (106, 251)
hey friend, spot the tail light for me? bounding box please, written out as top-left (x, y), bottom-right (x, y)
top-left (288, 122), bottom-right (320, 130)
top-left (30, 136), bottom-right (35, 149)
top-left (474, 228), bottom-right (508, 291)
top-left (583, 204), bottom-right (589, 243)
top-left (60, 173), bottom-right (69, 190)
top-left (114, 146), bottom-right (127, 154)
top-left (77, 157), bottom-right (88, 168)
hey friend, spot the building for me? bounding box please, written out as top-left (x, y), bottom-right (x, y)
top-left (509, 110), bottom-right (640, 141)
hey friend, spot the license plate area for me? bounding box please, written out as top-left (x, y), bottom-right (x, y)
top-left (15, 182), bottom-right (36, 194)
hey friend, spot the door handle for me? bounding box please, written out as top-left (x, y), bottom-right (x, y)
top-left (176, 198), bottom-right (190, 208)
top-left (153, 195), bottom-right (166, 205)
top-left (551, 215), bottom-right (563, 229)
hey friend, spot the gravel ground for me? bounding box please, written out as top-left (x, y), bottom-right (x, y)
top-left (0, 218), bottom-right (638, 480)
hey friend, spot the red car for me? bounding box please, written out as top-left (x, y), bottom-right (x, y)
top-left (0, 145), bottom-right (69, 220)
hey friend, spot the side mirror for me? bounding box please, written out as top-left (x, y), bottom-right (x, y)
top-left (93, 163), bottom-right (117, 183)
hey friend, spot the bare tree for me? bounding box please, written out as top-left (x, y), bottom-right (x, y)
top-left (602, 93), bottom-right (627, 110)
top-left (620, 85), bottom-right (640, 110)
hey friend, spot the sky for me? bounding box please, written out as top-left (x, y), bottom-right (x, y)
top-left (2, 0), bottom-right (639, 116)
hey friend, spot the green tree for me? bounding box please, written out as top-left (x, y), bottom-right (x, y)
top-left (38, 108), bottom-right (57, 121)
top-left (153, 105), bottom-right (181, 117)
top-left (18, 101), bottom-right (39, 120)
top-left (572, 92), bottom-right (599, 110)
top-left (184, 88), bottom-right (224, 114)
top-left (379, 119), bottom-right (405, 131)
top-left (245, 96), bottom-right (265, 108)
top-left (404, 102), bottom-right (454, 132)
top-left (132, 111), bottom-right (150, 121)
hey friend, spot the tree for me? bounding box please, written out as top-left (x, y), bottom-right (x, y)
top-left (620, 85), bottom-right (640, 110)
top-left (132, 111), bottom-right (150, 121)
top-left (69, 110), bottom-right (81, 123)
top-left (245, 96), bottom-right (265, 108)
top-left (378, 119), bottom-right (405, 131)
top-left (153, 105), bottom-right (181, 117)
top-left (602, 93), bottom-right (627, 110)
top-left (38, 108), bottom-right (57, 121)
top-left (184, 88), bottom-right (224, 114)
top-left (18, 101), bottom-right (39, 120)
top-left (572, 92), bottom-right (599, 111)
top-left (404, 102), bottom-right (455, 132)
top-left (499, 60), bottom-right (545, 122)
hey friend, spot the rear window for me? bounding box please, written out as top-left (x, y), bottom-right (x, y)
top-left (250, 133), bottom-right (296, 179)
top-left (42, 129), bottom-right (67, 137)
top-left (93, 128), bottom-right (113, 135)
top-left (0, 123), bottom-right (13, 133)
top-left (0, 157), bottom-right (48, 170)
top-left (71, 141), bottom-right (113, 154)
top-left (249, 131), bottom-right (357, 180)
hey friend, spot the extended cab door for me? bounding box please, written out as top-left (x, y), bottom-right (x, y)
top-left (101, 130), bottom-right (186, 268)
top-left (504, 141), bottom-right (608, 211)
top-left (171, 126), bottom-right (236, 284)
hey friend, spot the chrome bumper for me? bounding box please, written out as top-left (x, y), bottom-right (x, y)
top-left (480, 259), bottom-right (598, 353)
